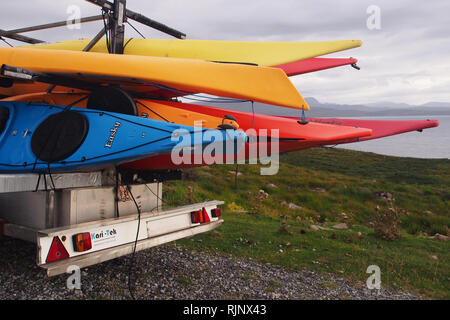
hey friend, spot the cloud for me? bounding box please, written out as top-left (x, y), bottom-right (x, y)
top-left (0, 0), bottom-right (448, 105)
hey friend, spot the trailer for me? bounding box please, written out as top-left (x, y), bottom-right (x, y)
top-left (0, 169), bottom-right (224, 276)
top-left (0, 1), bottom-right (226, 277)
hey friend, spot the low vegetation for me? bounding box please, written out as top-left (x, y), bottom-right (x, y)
top-left (163, 147), bottom-right (449, 299)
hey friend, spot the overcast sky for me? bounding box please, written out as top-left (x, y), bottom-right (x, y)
top-left (1, 0), bottom-right (449, 105)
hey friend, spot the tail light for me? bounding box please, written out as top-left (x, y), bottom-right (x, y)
top-left (191, 208), bottom-right (211, 224)
top-left (211, 208), bottom-right (222, 218)
top-left (72, 232), bottom-right (92, 252)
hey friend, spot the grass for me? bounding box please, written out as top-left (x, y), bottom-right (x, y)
top-left (177, 276), bottom-right (194, 286)
top-left (162, 147), bottom-right (449, 299)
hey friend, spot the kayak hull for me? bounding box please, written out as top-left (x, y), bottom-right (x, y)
top-left (0, 93), bottom-right (374, 171)
top-left (122, 102), bottom-right (439, 170)
top-left (161, 101), bottom-right (439, 143)
top-left (0, 46), bottom-right (307, 110)
top-left (26, 38), bottom-right (363, 67)
top-left (0, 101), bottom-right (246, 173)
top-left (120, 101), bottom-right (373, 170)
top-left (1, 93), bottom-right (371, 141)
top-left (1, 92), bottom-right (240, 130)
top-left (275, 57), bottom-right (358, 77)
top-left (282, 117), bottom-right (440, 142)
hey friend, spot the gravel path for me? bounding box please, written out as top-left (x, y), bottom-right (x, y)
top-left (0, 237), bottom-right (420, 300)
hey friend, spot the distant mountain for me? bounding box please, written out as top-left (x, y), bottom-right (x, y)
top-left (420, 102), bottom-right (450, 108)
top-left (365, 101), bottom-right (419, 109)
top-left (302, 97), bottom-right (450, 117)
top-left (305, 97), bottom-right (321, 106)
top-left (195, 97), bottom-right (450, 117)
top-left (365, 100), bottom-right (450, 109)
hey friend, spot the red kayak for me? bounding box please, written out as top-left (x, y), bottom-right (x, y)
top-left (121, 101), bottom-right (439, 170)
top-left (159, 101), bottom-right (439, 143)
top-left (274, 57), bottom-right (359, 76)
top-left (121, 100), bottom-right (373, 170)
top-left (283, 117), bottom-right (440, 143)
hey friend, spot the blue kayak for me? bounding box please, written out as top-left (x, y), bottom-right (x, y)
top-left (0, 101), bottom-right (247, 173)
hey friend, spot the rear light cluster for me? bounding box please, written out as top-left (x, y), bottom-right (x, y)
top-left (211, 208), bottom-right (221, 218)
top-left (191, 208), bottom-right (210, 224)
top-left (73, 232), bottom-right (92, 252)
top-left (190, 207), bottom-right (222, 224)
top-left (45, 232), bottom-right (93, 263)
top-left (45, 207), bottom-right (224, 264)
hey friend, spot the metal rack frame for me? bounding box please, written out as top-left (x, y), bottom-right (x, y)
top-left (0, 0), bottom-right (186, 48)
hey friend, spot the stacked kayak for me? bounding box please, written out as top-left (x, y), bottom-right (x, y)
top-left (0, 92), bottom-right (374, 170)
top-left (0, 39), bottom-right (362, 98)
top-left (281, 117), bottom-right (440, 143)
top-left (123, 115), bottom-right (374, 170)
top-left (0, 101), bottom-right (246, 173)
top-left (29, 39), bottom-right (361, 76)
top-left (2, 92), bottom-right (241, 130)
top-left (121, 100), bottom-right (440, 170)
top-left (24, 38), bottom-right (363, 66)
top-left (275, 57), bottom-right (359, 76)
top-left (0, 37), bottom-right (440, 173)
top-left (161, 101), bottom-right (440, 143)
top-left (0, 90), bottom-right (439, 172)
top-left (0, 46), bottom-right (307, 109)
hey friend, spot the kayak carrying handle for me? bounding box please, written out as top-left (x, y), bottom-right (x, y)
top-left (218, 124), bottom-right (236, 130)
top-left (220, 115), bottom-right (238, 130)
top-left (297, 105), bottom-right (309, 125)
top-left (223, 115), bottom-right (237, 122)
top-left (349, 57), bottom-right (360, 70)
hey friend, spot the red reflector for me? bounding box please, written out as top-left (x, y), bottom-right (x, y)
top-left (211, 208), bottom-right (222, 218)
top-left (202, 208), bottom-right (211, 223)
top-left (46, 236), bottom-right (70, 263)
top-left (72, 232), bottom-right (92, 252)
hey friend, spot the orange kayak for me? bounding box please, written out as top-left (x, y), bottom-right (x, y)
top-left (1, 92), bottom-right (239, 129)
top-left (1, 92), bottom-right (371, 141)
top-left (0, 46), bottom-right (308, 110)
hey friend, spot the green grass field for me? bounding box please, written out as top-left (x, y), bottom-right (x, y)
top-left (163, 147), bottom-right (449, 299)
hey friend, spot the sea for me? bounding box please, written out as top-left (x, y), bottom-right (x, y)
top-left (191, 101), bottom-right (449, 160)
top-left (335, 115), bottom-right (450, 159)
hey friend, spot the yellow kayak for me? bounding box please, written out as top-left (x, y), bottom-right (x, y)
top-left (26, 38), bottom-right (363, 66)
top-left (0, 47), bottom-right (308, 110)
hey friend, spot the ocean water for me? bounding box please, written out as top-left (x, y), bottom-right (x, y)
top-left (193, 101), bottom-right (449, 159)
top-left (336, 115), bottom-right (450, 159)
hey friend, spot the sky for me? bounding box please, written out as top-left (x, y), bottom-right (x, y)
top-left (1, 0), bottom-right (449, 106)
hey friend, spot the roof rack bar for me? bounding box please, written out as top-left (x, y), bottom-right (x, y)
top-left (0, 64), bottom-right (98, 91)
top-left (83, 24), bottom-right (108, 52)
top-left (4, 15), bottom-right (104, 35)
top-left (1, 2), bottom-right (185, 45)
top-left (0, 29), bottom-right (44, 44)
